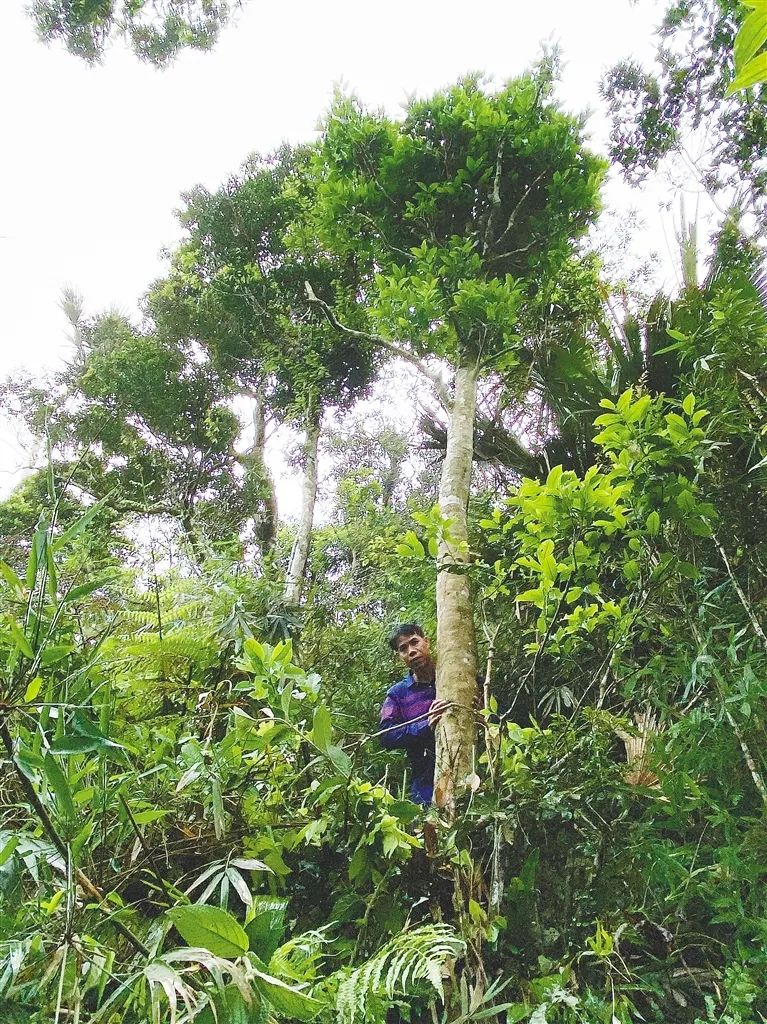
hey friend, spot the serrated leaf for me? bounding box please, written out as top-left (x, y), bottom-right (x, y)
top-left (167, 905), bottom-right (249, 958)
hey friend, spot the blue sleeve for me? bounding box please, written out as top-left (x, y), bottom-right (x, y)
top-left (378, 692), bottom-right (431, 750)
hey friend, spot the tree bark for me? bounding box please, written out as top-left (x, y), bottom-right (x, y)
top-left (434, 362), bottom-right (479, 815)
top-left (283, 414), bottom-right (321, 607)
top-left (246, 390), bottom-right (278, 553)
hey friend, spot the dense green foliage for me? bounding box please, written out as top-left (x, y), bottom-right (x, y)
top-left (5, 50), bottom-right (767, 1024)
top-left (30, 0), bottom-right (242, 64)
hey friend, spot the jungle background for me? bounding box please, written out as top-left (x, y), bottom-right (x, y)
top-left (4, 1), bottom-right (767, 1022)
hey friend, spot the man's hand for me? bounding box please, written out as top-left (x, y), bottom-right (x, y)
top-left (428, 698), bottom-right (450, 729)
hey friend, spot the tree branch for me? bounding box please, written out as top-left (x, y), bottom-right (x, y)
top-left (304, 282), bottom-right (451, 409)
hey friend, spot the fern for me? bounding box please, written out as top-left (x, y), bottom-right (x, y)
top-left (336, 924), bottom-right (464, 1023)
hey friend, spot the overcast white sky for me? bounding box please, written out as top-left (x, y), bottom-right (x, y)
top-left (1, 0), bottom-right (698, 497)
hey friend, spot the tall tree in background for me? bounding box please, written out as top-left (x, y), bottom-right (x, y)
top-left (602, 0), bottom-right (767, 227)
top-left (150, 146), bottom-right (379, 606)
top-left (315, 69), bottom-right (605, 809)
top-left (30, 0), bottom-right (243, 64)
top-left (0, 297), bottom-right (256, 560)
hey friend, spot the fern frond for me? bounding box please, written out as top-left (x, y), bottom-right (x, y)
top-left (336, 924), bottom-right (464, 1023)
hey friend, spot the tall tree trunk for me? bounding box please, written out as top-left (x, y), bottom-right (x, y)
top-left (246, 390), bottom-right (278, 553)
top-left (283, 414), bottom-right (321, 607)
top-left (434, 362), bottom-right (479, 814)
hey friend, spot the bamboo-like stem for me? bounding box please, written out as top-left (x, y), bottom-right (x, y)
top-left (0, 720), bottom-right (150, 957)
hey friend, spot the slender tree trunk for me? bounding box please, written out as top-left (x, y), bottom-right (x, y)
top-left (283, 414), bottom-right (321, 607)
top-left (435, 362), bottom-right (479, 814)
top-left (246, 390), bottom-right (278, 553)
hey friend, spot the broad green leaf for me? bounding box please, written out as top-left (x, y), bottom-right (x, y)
top-left (197, 985), bottom-right (264, 1024)
top-left (734, 8), bottom-right (767, 70)
top-left (646, 511), bottom-right (660, 537)
top-left (312, 705), bottom-right (332, 752)
top-left (248, 958), bottom-right (324, 1020)
top-left (682, 393), bottom-right (696, 416)
top-left (616, 388), bottom-right (633, 413)
top-left (167, 904), bottom-right (249, 958)
top-left (24, 676), bottom-right (43, 702)
top-left (40, 645), bottom-right (74, 666)
top-left (728, 51), bottom-right (767, 92)
top-left (246, 896), bottom-right (288, 961)
top-left (49, 735), bottom-right (103, 755)
top-left (326, 744), bottom-right (353, 777)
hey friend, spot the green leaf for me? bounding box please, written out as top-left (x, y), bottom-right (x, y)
top-left (167, 905), bottom-right (250, 958)
top-left (62, 576), bottom-right (114, 604)
top-left (51, 494), bottom-right (111, 554)
top-left (197, 985), bottom-right (263, 1024)
top-left (24, 676), bottom-right (44, 702)
top-left (728, 50), bottom-right (767, 92)
top-left (682, 393), bottom-right (696, 417)
top-left (0, 835), bottom-right (19, 867)
top-left (40, 644), bottom-right (74, 666)
top-left (43, 752), bottom-right (76, 819)
top-left (49, 735), bottom-right (103, 755)
top-left (326, 744), bottom-right (353, 777)
top-left (735, 7), bottom-right (767, 69)
top-left (646, 511), bottom-right (660, 537)
top-left (0, 561), bottom-right (24, 596)
top-left (312, 705), bottom-right (332, 752)
top-left (8, 620), bottom-right (34, 659)
top-left (616, 388), bottom-right (633, 413)
top-left (248, 958), bottom-right (324, 1020)
top-left (246, 896), bottom-right (288, 961)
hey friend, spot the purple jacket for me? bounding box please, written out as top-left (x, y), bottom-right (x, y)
top-left (379, 673), bottom-right (435, 804)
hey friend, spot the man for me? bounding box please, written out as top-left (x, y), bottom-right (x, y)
top-left (378, 623), bottom-right (448, 805)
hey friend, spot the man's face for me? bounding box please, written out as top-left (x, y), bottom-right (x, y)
top-left (395, 633), bottom-right (432, 673)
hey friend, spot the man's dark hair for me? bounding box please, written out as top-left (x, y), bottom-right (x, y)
top-left (388, 622), bottom-right (425, 651)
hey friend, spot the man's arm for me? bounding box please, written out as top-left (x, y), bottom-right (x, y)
top-left (378, 691), bottom-right (431, 750)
